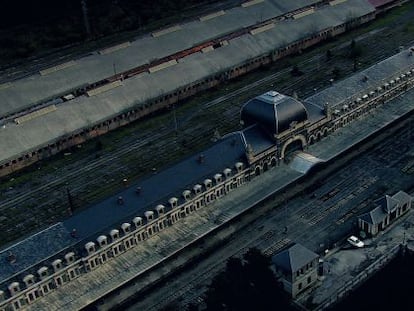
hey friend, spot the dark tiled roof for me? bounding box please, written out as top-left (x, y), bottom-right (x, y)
top-left (242, 125), bottom-right (275, 156)
top-left (376, 195), bottom-right (399, 214)
top-left (392, 191), bottom-right (412, 205)
top-left (0, 135), bottom-right (247, 285)
top-left (241, 91), bottom-right (308, 135)
top-left (0, 223), bottom-right (74, 284)
top-left (359, 206), bottom-right (387, 225)
top-left (272, 243), bottom-right (318, 274)
top-left (305, 48), bottom-right (414, 110)
top-left (63, 134), bottom-right (247, 238)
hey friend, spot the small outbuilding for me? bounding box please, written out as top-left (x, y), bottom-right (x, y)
top-left (358, 191), bottom-right (412, 236)
top-left (272, 243), bottom-right (319, 298)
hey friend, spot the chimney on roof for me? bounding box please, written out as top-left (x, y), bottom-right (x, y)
top-left (117, 196), bottom-right (124, 205)
top-left (7, 252), bottom-right (16, 264)
top-left (198, 154), bottom-right (205, 164)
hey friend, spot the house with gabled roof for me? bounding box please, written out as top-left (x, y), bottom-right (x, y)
top-left (272, 243), bottom-right (319, 298)
top-left (358, 191), bottom-right (412, 236)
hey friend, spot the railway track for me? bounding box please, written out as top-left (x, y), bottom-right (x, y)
top-left (1, 9), bottom-right (414, 246)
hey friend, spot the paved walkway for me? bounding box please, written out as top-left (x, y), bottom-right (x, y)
top-left (298, 207), bottom-right (414, 310)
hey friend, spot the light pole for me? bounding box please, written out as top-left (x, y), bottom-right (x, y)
top-left (283, 191), bottom-right (288, 234)
top-left (81, 0), bottom-right (91, 37)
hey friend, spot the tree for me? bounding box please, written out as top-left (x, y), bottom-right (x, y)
top-left (204, 249), bottom-right (293, 311)
top-left (290, 64), bottom-right (303, 77)
top-left (160, 302), bottom-right (180, 311)
top-left (332, 67), bottom-right (341, 80)
top-left (187, 303), bottom-right (199, 311)
top-left (243, 248), bottom-right (290, 309)
top-left (349, 39), bottom-right (362, 60)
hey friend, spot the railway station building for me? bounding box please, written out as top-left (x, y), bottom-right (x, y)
top-left (358, 191), bottom-right (412, 236)
top-left (1, 0), bottom-right (414, 310)
top-left (0, 42), bottom-right (414, 310)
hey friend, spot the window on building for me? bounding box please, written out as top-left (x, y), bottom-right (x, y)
top-left (298, 283), bottom-right (302, 290)
top-left (403, 203), bottom-right (408, 212)
top-left (307, 276), bottom-right (312, 284)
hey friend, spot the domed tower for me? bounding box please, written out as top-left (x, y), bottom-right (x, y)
top-left (241, 91), bottom-right (309, 159)
top-left (241, 91), bottom-right (308, 137)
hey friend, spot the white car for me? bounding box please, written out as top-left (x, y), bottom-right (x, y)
top-left (347, 235), bottom-right (364, 248)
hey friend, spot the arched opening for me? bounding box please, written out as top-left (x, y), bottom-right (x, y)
top-left (323, 128), bottom-right (328, 137)
top-left (316, 132), bottom-right (322, 141)
top-left (263, 162), bottom-right (269, 172)
top-left (281, 136), bottom-right (306, 161)
top-left (255, 166), bottom-right (261, 176)
top-left (309, 136), bottom-right (315, 145)
top-left (270, 157), bottom-right (277, 167)
top-left (283, 140), bottom-right (303, 161)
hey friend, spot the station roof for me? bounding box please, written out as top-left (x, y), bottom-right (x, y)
top-left (241, 124), bottom-right (275, 156)
top-left (241, 91), bottom-right (308, 135)
top-left (305, 47), bottom-right (414, 109)
top-left (0, 133), bottom-right (247, 285)
top-left (367, 0), bottom-right (396, 8)
top-left (359, 206), bottom-right (387, 225)
top-left (0, 0), bottom-right (376, 165)
top-left (0, 223), bottom-right (73, 285)
top-left (272, 243), bottom-right (319, 273)
top-left (62, 134), bottom-right (246, 238)
top-left (376, 195), bottom-right (399, 213)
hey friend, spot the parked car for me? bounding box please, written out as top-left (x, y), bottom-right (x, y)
top-left (347, 235), bottom-right (364, 248)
